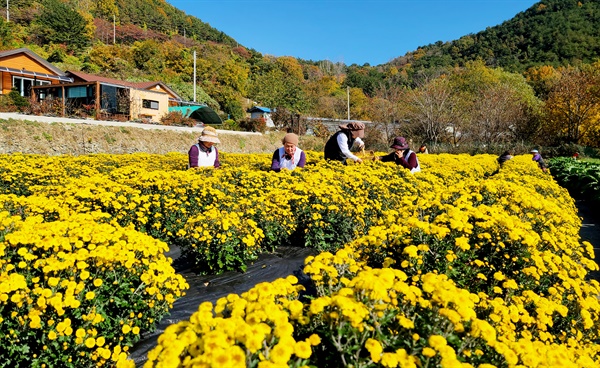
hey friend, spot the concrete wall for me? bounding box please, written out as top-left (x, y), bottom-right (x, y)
top-left (129, 89), bottom-right (169, 122)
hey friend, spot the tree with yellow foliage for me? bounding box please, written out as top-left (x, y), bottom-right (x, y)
top-left (541, 63), bottom-right (600, 146)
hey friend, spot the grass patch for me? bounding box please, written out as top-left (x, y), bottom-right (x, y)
top-left (105, 135), bottom-right (116, 144)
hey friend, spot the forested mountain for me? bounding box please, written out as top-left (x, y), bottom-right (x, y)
top-left (1, 0), bottom-right (600, 148)
top-left (390, 0), bottom-right (600, 73)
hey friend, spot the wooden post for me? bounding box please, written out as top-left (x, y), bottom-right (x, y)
top-left (95, 82), bottom-right (100, 120)
top-left (61, 85), bottom-right (65, 117)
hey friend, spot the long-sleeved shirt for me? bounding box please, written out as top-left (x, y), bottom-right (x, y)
top-left (380, 150), bottom-right (420, 172)
top-left (188, 142), bottom-right (220, 168)
top-left (270, 147), bottom-right (306, 172)
top-left (532, 153), bottom-right (546, 169)
top-left (336, 133), bottom-right (364, 162)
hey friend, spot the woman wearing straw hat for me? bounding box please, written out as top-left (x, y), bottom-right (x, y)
top-left (324, 122), bottom-right (366, 165)
top-left (271, 132), bottom-right (306, 172)
top-left (376, 136), bottom-right (421, 173)
top-left (188, 126), bottom-right (221, 168)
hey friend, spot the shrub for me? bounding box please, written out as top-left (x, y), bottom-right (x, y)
top-left (221, 118), bottom-right (240, 131)
top-left (8, 88), bottom-right (29, 112)
top-left (311, 122), bottom-right (331, 140)
top-left (0, 94), bottom-right (17, 112)
top-left (29, 96), bottom-right (63, 116)
top-left (159, 111), bottom-right (196, 127)
top-left (239, 117), bottom-right (267, 133)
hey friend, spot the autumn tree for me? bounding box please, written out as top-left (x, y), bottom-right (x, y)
top-left (344, 65), bottom-right (384, 96)
top-left (402, 76), bottom-right (459, 145)
top-left (448, 61), bottom-right (541, 146)
top-left (541, 63), bottom-right (600, 145)
top-left (468, 83), bottom-right (528, 145)
top-left (304, 71), bottom-right (348, 119)
top-left (192, 44), bottom-right (250, 120)
top-left (368, 83), bottom-right (406, 143)
top-left (524, 65), bottom-right (559, 99)
top-left (347, 87), bottom-right (370, 121)
top-left (131, 39), bottom-right (165, 74)
top-left (93, 0), bottom-right (119, 21)
top-left (83, 44), bottom-right (133, 75)
top-left (0, 18), bottom-right (15, 49)
top-left (162, 42), bottom-right (193, 77)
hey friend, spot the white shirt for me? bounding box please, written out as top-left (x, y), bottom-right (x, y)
top-left (337, 134), bottom-right (364, 162)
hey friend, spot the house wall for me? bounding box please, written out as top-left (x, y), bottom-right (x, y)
top-left (250, 112), bottom-right (263, 120)
top-left (149, 84), bottom-right (180, 106)
top-left (151, 85), bottom-right (169, 95)
top-left (250, 111), bottom-right (274, 127)
top-left (129, 89), bottom-right (169, 121)
top-left (0, 54), bottom-right (61, 94)
top-left (1, 73), bottom-right (9, 95)
top-left (1, 54), bottom-right (57, 74)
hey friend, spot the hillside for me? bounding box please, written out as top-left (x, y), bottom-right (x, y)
top-left (2, 0), bottom-right (600, 148)
top-left (389, 0), bottom-right (600, 73)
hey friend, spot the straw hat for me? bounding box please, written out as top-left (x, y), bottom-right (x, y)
top-left (198, 126), bottom-right (220, 144)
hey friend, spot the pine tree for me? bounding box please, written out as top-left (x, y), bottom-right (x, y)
top-left (37, 0), bottom-right (92, 53)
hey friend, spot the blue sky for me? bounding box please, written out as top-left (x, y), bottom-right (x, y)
top-left (168, 0), bottom-right (540, 66)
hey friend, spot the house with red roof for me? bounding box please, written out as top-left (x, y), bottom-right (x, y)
top-left (32, 70), bottom-right (178, 122)
top-left (2, 47), bottom-right (221, 124)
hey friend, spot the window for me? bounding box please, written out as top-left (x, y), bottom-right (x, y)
top-left (67, 86), bottom-right (88, 98)
top-left (142, 99), bottom-right (159, 110)
top-left (12, 77), bottom-right (50, 96)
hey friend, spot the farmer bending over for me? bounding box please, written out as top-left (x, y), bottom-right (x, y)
top-left (324, 122), bottom-right (365, 165)
top-left (376, 136), bottom-right (421, 173)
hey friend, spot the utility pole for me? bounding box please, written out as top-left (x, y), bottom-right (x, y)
top-left (113, 14), bottom-right (116, 44)
top-left (193, 50), bottom-right (197, 102)
top-left (347, 86), bottom-right (350, 120)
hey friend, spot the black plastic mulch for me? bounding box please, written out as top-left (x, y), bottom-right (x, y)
top-left (129, 245), bottom-right (318, 366)
top-left (578, 199), bottom-right (600, 282)
top-left (130, 200), bottom-right (600, 366)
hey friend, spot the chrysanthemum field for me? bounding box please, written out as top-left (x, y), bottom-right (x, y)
top-left (0, 152), bottom-right (598, 368)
